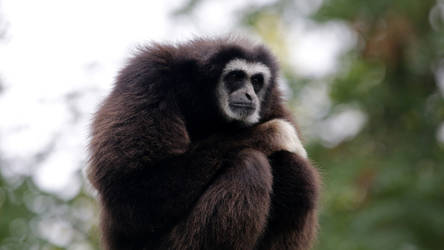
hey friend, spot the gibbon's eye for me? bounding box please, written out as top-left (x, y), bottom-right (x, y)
top-left (225, 70), bottom-right (246, 82)
top-left (251, 73), bottom-right (264, 92)
top-left (224, 70), bottom-right (246, 92)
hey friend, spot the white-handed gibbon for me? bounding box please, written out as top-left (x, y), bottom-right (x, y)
top-left (88, 37), bottom-right (320, 250)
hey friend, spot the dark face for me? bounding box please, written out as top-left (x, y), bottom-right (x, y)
top-left (217, 58), bottom-right (271, 125)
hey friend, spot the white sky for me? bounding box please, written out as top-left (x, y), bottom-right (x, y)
top-left (0, 0), bottom-right (353, 198)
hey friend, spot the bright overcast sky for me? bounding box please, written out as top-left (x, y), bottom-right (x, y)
top-left (0, 0), bottom-right (352, 198)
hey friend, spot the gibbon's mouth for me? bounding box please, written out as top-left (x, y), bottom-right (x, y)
top-left (229, 102), bottom-right (256, 110)
top-left (229, 103), bottom-right (256, 118)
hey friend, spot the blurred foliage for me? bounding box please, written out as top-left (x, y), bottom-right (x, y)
top-left (0, 173), bottom-right (100, 250)
top-left (0, 2), bottom-right (101, 249)
top-left (312, 1), bottom-right (444, 249)
top-left (1, 0), bottom-right (444, 249)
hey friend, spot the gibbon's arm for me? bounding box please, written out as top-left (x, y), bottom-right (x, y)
top-left (89, 103), bottom-right (248, 236)
top-left (256, 151), bottom-right (320, 250)
top-left (250, 119), bottom-right (320, 250)
top-left (157, 119), bottom-right (320, 250)
top-left (161, 148), bottom-right (273, 250)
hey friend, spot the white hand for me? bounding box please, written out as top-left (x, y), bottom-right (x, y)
top-left (265, 119), bottom-right (308, 159)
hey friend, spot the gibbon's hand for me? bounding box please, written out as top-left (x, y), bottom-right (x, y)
top-left (253, 119), bottom-right (308, 158)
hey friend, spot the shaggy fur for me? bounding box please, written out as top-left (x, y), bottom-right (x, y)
top-left (88, 37), bottom-right (320, 250)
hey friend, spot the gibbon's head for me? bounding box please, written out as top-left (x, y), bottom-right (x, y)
top-left (217, 58), bottom-right (271, 125)
top-left (193, 38), bottom-right (280, 127)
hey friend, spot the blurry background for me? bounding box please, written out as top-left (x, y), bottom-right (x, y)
top-left (0, 0), bottom-right (443, 249)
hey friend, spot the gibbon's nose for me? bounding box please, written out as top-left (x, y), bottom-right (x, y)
top-left (231, 91), bottom-right (254, 105)
top-left (229, 90), bottom-right (256, 110)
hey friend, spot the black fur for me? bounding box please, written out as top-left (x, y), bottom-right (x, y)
top-left (88, 37), bottom-right (320, 250)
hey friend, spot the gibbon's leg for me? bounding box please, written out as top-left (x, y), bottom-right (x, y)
top-left (257, 151), bottom-right (320, 250)
top-left (161, 149), bottom-right (273, 250)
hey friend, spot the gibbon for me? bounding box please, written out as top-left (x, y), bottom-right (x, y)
top-left (88, 37), bottom-right (320, 250)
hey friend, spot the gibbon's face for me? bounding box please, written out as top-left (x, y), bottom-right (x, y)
top-left (217, 58), bottom-right (271, 125)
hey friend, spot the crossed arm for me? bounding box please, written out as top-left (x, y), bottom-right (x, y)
top-left (161, 119), bottom-right (319, 250)
top-left (92, 117), bottom-right (319, 250)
